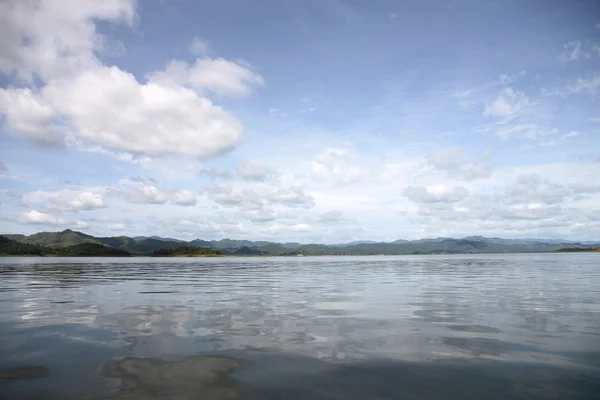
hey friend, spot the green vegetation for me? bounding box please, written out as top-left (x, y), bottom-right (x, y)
top-left (3, 230), bottom-right (600, 257)
top-left (556, 247), bottom-right (600, 252)
top-left (0, 236), bottom-right (131, 257)
top-left (151, 246), bottom-right (222, 257)
top-left (56, 243), bottom-right (131, 257)
top-left (18, 229), bottom-right (102, 248)
top-left (0, 236), bottom-right (49, 256)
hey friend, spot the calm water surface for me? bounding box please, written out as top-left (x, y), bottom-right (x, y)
top-left (0, 254), bottom-right (599, 399)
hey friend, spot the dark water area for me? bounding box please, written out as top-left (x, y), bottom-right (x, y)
top-left (0, 254), bottom-right (599, 399)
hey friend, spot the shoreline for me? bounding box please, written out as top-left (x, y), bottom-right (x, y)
top-left (2, 251), bottom-right (599, 259)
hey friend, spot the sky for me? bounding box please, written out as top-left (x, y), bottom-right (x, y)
top-left (0, 0), bottom-right (599, 243)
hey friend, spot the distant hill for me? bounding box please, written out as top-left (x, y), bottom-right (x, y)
top-left (4, 230), bottom-right (599, 257)
top-left (189, 239), bottom-right (213, 247)
top-left (0, 236), bottom-right (49, 256)
top-left (56, 243), bottom-right (131, 257)
top-left (0, 236), bottom-right (131, 257)
top-left (329, 240), bottom-right (382, 247)
top-left (15, 229), bottom-right (102, 248)
top-left (133, 236), bottom-right (185, 243)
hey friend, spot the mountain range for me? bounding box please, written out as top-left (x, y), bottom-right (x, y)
top-left (1, 229), bottom-right (598, 256)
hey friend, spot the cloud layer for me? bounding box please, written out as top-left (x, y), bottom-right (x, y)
top-left (1, 0), bottom-right (598, 242)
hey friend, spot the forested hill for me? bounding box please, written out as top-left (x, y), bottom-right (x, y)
top-left (0, 236), bottom-right (131, 257)
top-left (2, 230), bottom-right (599, 257)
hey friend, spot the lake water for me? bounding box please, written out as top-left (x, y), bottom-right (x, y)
top-left (0, 254), bottom-right (599, 399)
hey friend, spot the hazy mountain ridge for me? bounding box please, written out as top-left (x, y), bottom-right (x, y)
top-left (2, 230), bottom-right (598, 256)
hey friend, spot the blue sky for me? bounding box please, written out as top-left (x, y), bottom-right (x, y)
top-left (1, 0), bottom-right (599, 242)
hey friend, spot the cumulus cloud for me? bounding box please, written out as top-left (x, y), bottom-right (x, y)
top-left (403, 172), bottom-right (600, 240)
top-left (41, 66), bottom-right (245, 156)
top-left (114, 179), bottom-right (197, 206)
top-left (74, 220), bottom-right (91, 229)
top-left (403, 185), bottom-right (469, 204)
top-left (207, 185), bottom-right (315, 210)
top-left (504, 175), bottom-right (568, 205)
top-left (19, 210), bottom-right (67, 225)
top-left (22, 189), bottom-right (106, 212)
top-left (209, 187), bottom-right (264, 209)
top-left (237, 161), bottom-right (277, 182)
top-left (311, 146), bottom-right (375, 186)
top-left (0, 0), bottom-right (135, 81)
top-left (426, 148), bottom-right (463, 170)
top-left (0, 0), bottom-right (258, 158)
top-left (151, 58), bottom-right (264, 98)
top-left (269, 187), bottom-right (315, 208)
top-left (426, 148), bottom-right (492, 181)
top-left (243, 208), bottom-right (277, 223)
top-left (0, 161), bottom-right (7, 171)
top-left (0, 88), bottom-right (61, 145)
top-left (460, 162), bottom-right (493, 181)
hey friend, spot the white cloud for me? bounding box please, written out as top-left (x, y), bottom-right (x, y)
top-left (504, 174), bottom-right (568, 205)
top-left (0, 0), bottom-right (258, 159)
top-left (0, 88), bottom-right (61, 145)
top-left (564, 131), bottom-right (580, 138)
top-left (483, 87), bottom-right (532, 118)
top-left (0, 161), bottom-right (7, 171)
top-left (426, 148), bottom-right (463, 170)
top-left (237, 161), bottom-right (277, 182)
top-left (269, 187), bottom-right (315, 208)
top-left (22, 189), bottom-right (106, 212)
top-left (310, 146), bottom-right (375, 186)
top-left (317, 210), bottom-right (348, 225)
top-left (426, 148), bottom-right (492, 181)
top-left (19, 210), bottom-right (67, 225)
top-left (151, 58), bottom-right (264, 98)
top-left (460, 162), bottom-right (492, 181)
top-left (209, 186), bottom-right (264, 209)
top-left (114, 179), bottom-right (197, 206)
top-left (42, 66), bottom-right (245, 157)
top-left (108, 223), bottom-right (125, 231)
top-left (74, 220), bottom-right (91, 229)
top-left (0, 0), bottom-right (135, 81)
top-left (403, 186), bottom-right (469, 204)
top-left (188, 37), bottom-right (211, 56)
top-left (243, 208), bottom-right (277, 223)
top-left (568, 74), bottom-right (600, 94)
top-left (207, 185), bottom-right (315, 210)
top-left (569, 182), bottom-right (600, 194)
